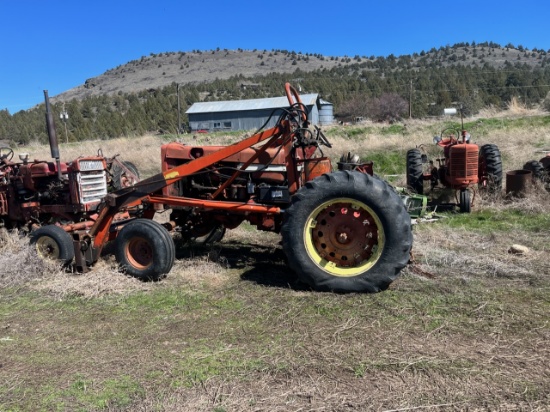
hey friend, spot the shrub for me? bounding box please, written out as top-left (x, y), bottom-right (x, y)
top-left (369, 93), bottom-right (408, 122)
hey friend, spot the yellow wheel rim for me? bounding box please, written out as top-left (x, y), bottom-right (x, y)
top-left (304, 198), bottom-right (385, 277)
top-left (35, 237), bottom-right (61, 260)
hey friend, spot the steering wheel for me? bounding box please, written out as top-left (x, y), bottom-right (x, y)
top-left (438, 128), bottom-right (459, 146)
top-left (0, 147), bottom-right (14, 162)
top-left (284, 82), bottom-right (307, 122)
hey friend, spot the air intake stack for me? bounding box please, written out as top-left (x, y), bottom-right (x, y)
top-left (43, 90), bottom-right (63, 180)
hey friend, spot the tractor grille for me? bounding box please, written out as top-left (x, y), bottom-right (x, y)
top-left (449, 145), bottom-right (479, 180)
top-left (78, 160), bottom-right (105, 171)
top-left (77, 170), bottom-right (108, 204)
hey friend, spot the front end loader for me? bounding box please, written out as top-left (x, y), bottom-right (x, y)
top-left (33, 83), bottom-right (413, 293)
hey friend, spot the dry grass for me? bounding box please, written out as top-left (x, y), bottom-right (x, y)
top-left (8, 111), bottom-right (550, 298)
top-left (20, 101), bottom-right (550, 178)
top-left (478, 97), bottom-right (546, 118)
top-left (24, 134), bottom-right (165, 177)
top-left (410, 219), bottom-right (548, 285)
top-left (2, 112), bottom-right (550, 411)
top-left (0, 229), bottom-right (62, 289)
top-left (2, 219), bottom-right (549, 411)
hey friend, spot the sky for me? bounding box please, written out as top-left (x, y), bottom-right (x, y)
top-left (1, 0), bottom-right (549, 114)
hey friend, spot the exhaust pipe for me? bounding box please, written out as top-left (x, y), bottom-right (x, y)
top-left (43, 90), bottom-right (63, 180)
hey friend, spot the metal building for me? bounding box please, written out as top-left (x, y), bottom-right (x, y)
top-left (186, 93), bottom-right (333, 132)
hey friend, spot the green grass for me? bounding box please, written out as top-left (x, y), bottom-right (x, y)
top-left (328, 115), bottom-right (550, 142)
top-left (429, 208), bottom-right (550, 234)
top-left (2, 269), bottom-right (548, 411)
top-left (173, 342), bottom-right (270, 388)
top-left (60, 375), bottom-right (144, 411)
top-left (380, 124), bottom-right (406, 135)
top-left (2, 182), bottom-right (550, 411)
top-left (325, 124), bottom-right (407, 139)
top-left (363, 149), bottom-right (407, 176)
top-left (462, 115), bottom-right (550, 137)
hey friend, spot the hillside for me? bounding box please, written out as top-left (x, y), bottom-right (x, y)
top-left (55, 43), bottom-right (549, 102)
top-left (3, 42), bottom-right (550, 146)
top-left (55, 49), bottom-right (349, 102)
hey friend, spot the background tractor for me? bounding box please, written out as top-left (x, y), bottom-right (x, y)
top-left (406, 114), bottom-right (502, 212)
top-left (30, 83), bottom-right (413, 293)
top-left (0, 91), bottom-right (139, 236)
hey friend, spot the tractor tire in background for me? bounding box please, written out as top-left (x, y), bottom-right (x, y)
top-left (523, 160), bottom-right (546, 181)
top-left (478, 144), bottom-right (503, 192)
top-left (114, 219), bottom-right (175, 280)
top-left (406, 149), bottom-right (424, 194)
top-left (193, 225), bottom-right (226, 244)
top-left (281, 171), bottom-right (413, 293)
top-left (111, 161), bottom-right (140, 190)
top-left (30, 225), bottom-right (74, 265)
top-left (523, 159), bottom-right (550, 191)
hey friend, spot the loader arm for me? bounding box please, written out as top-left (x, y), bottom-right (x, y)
top-left (89, 122), bottom-right (288, 249)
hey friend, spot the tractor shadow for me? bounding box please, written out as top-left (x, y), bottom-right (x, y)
top-left (175, 239), bottom-right (309, 291)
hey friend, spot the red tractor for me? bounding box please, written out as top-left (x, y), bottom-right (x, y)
top-left (406, 126), bottom-right (502, 212)
top-left (0, 91), bottom-right (139, 250)
top-left (523, 152), bottom-right (550, 189)
top-left (31, 83), bottom-right (413, 293)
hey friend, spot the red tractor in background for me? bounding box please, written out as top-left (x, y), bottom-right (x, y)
top-left (0, 91), bottom-right (139, 260)
top-left (29, 83), bottom-right (413, 294)
top-left (406, 116), bottom-right (502, 212)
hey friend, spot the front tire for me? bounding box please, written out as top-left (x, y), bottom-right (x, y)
top-left (282, 171), bottom-right (412, 293)
top-left (459, 189), bottom-right (471, 213)
top-left (115, 219), bottom-right (175, 280)
top-left (30, 225), bottom-right (74, 265)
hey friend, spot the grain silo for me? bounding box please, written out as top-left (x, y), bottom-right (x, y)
top-left (318, 99), bottom-right (334, 125)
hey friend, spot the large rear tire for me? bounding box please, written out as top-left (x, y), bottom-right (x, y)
top-left (479, 144), bottom-right (503, 192)
top-left (281, 171), bottom-right (412, 293)
top-left (406, 149), bottom-right (424, 194)
top-left (115, 219), bottom-right (175, 280)
top-left (30, 225), bottom-right (74, 265)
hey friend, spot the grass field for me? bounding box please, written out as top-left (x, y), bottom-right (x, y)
top-left (1, 106), bottom-right (549, 411)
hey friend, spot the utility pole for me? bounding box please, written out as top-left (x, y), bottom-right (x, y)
top-left (409, 79), bottom-right (413, 119)
top-left (177, 84), bottom-right (181, 136)
top-left (60, 103), bottom-right (69, 143)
